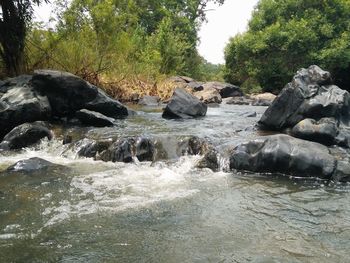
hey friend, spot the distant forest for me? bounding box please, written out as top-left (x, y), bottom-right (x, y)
top-left (1, 0), bottom-right (349, 94)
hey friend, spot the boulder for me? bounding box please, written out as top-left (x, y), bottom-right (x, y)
top-left (75, 109), bottom-right (115, 127)
top-left (162, 88), bottom-right (207, 119)
top-left (292, 118), bottom-right (338, 146)
top-left (0, 75), bottom-right (51, 138)
top-left (135, 137), bottom-right (155, 162)
top-left (229, 134), bottom-right (336, 179)
top-left (31, 69), bottom-right (98, 116)
top-left (335, 126), bottom-right (350, 148)
top-left (138, 95), bottom-right (160, 106)
top-left (100, 138), bottom-right (134, 163)
top-left (6, 157), bottom-right (60, 172)
top-left (202, 82), bottom-right (243, 98)
top-left (186, 82), bottom-right (204, 92)
top-left (0, 121), bottom-right (52, 150)
top-left (194, 87), bottom-right (222, 104)
top-left (223, 97), bottom-right (252, 105)
top-left (85, 88), bottom-right (128, 118)
top-left (74, 138), bottom-right (112, 158)
top-left (196, 149), bottom-right (220, 171)
top-left (259, 65), bottom-right (349, 130)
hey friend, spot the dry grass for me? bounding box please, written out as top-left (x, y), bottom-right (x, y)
top-left (99, 75), bottom-right (186, 102)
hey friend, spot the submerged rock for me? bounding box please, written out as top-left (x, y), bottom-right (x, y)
top-left (162, 88), bottom-right (207, 119)
top-left (75, 109), bottom-right (115, 127)
top-left (6, 157), bottom-right (61, 172)
top-left (229, 134), bottom-right (336, 180)
top-left (100, 138), bottom-right (134, 163)
top-left (74, 138), bottom-right (112, 158)
top-left (0, 122), bottom-right (52, 150)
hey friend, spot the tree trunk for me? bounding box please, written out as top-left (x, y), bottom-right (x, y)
top-left (0, 0), bottom-right (27, 76)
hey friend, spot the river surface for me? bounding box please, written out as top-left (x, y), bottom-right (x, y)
top-left (0, 104), bottom-right (349, 262)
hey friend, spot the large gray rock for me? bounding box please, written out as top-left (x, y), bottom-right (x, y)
top-left (0, 75), bottom-right (51, 138)
top-left (31, 70), bottom-right (98, 116)
top-left (202, 82), bottom-right (243, 98)
top-left (229, 134), bottom-right (336, 179)
top-left (84, 88), bottom-right (128, 119)
top-left (75, 109), bottom-right (115, 127)
top-left (0, 121), bottom-right (52, 150)
top-left (292, 118), bottom-right (338, 145)
top-left (259, 65), bottom-right (349, 130)
top-left (162, 88), bottom-right (207, 119)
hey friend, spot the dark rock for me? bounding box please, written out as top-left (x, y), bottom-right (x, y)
top-left (259, 65), bottom-right (349, 130)
top-left (0, 75), bottom-right (51, 138)
top-left (335, 126), bottom-right (350, 148)
top-left (186, 82), bottom-right (204, 92)
top-left (63, 135), bottom-right (73, 145)
top-left (229, 134), bottom-right (336, 179)
top-left (135, 137), bottom-right (155, 162)
top-left (100, 138), bottom-right (134, 163)
top-left (6, 157), bottom-right (60, 172)
top-left (188, 136), bottom-right (212, 155)
top-left (197, 149), bottom-right (220, 171)
top-left (333, 161), bottom-right (350, 182)
top-left (84, 88), bottom-right (128, 119)
top-left (0, 80), bottom-right (4, 87)
top-left (99, 137), bottom-right (155, 163)
top-left (202, 82), bottom-right (243, 98)
top-left (292, 118), bottom-right (338, 145)
top-left (162, 88), bottom-right (207, 119)
top-left (138, 95), bottom-right (160, 106)
top-left (0, 122), bottom-right (52, 150)
top-left (75, 109), bottom-right (114, 127)
top-left (75, 138), bottom-right (111, 158)
top-left (31, 69), bottom-right (98, 116)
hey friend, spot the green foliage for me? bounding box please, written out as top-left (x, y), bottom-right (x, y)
top-left (24, 0), bottom-right (225, 85)
top-left (224, 0), bottom-right (350, 92)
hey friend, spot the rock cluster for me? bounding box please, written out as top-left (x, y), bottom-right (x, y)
top-left (230, 65), bottom-right (350, 181)
top-left (0, 70), bottom-right (128, 148)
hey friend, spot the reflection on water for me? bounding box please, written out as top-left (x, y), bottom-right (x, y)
top-left (0, 104), bottom-right (349, 262)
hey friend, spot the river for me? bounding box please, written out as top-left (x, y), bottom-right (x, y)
top-left (0, 104), bottom-right (349, 262)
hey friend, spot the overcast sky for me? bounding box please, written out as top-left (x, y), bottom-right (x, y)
top-left (198, 0), bottom-right (259, 64)
top-left (35, 0), bottom-right (259, 65)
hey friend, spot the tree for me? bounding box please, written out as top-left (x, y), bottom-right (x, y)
top-left (0, 0), bottom-right (47, 76)
top-left (224, 0), bottom-right (350, 93)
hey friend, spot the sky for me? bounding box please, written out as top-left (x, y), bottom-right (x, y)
top-left (35, 0), bottom-right (259, 65)
top-left (197, 0), bottom-right (259, 64)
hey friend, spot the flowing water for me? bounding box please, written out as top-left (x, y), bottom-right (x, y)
top-left (0, 104), bottom-right (349, 262)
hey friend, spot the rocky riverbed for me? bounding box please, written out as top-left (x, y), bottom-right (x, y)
top-left (0, 66), bottom-right (350, 262)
